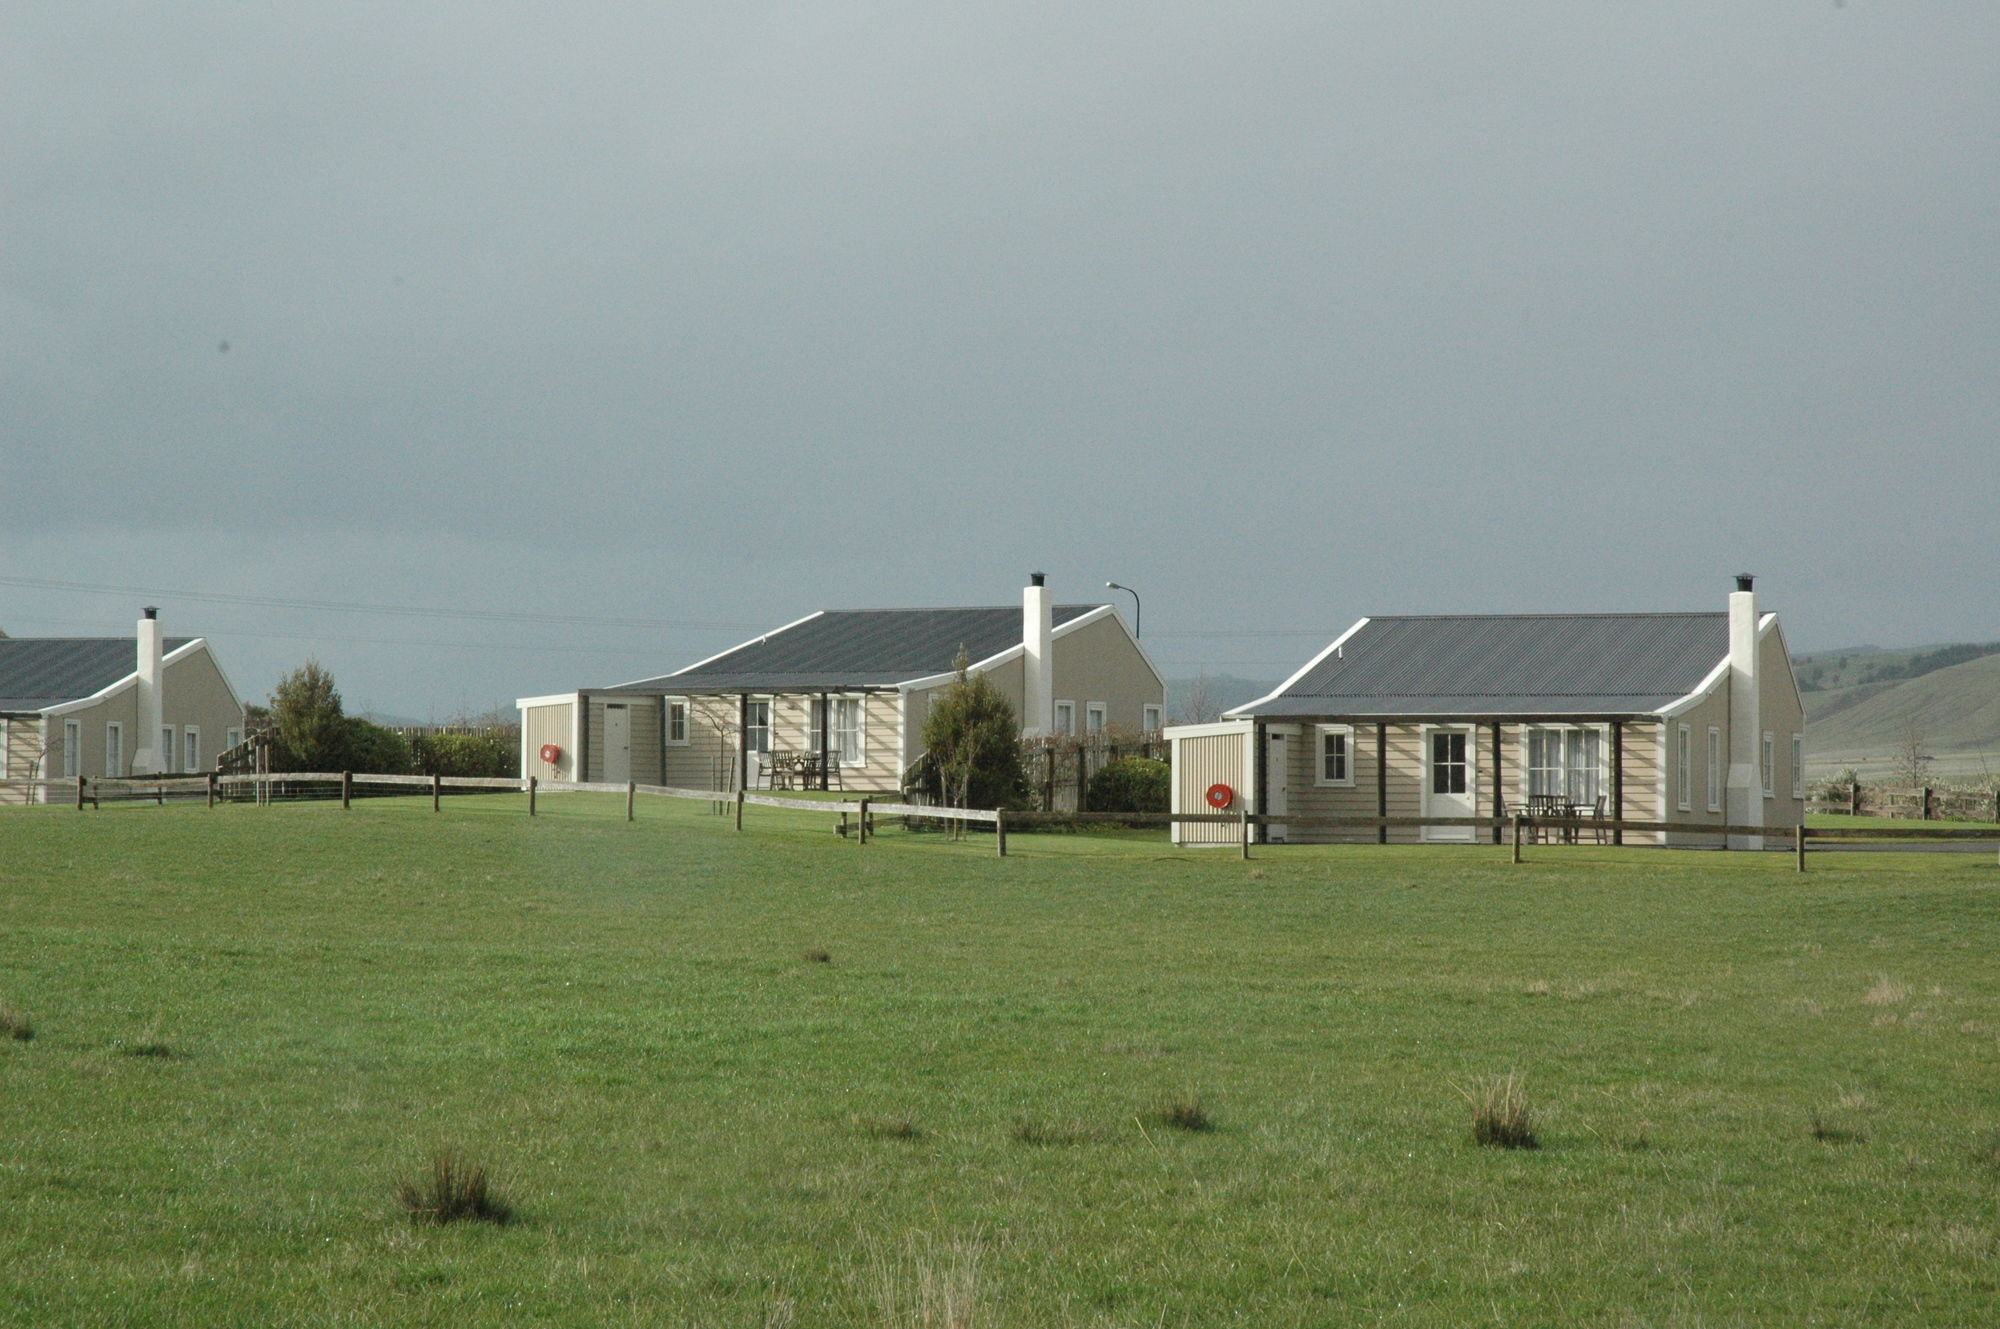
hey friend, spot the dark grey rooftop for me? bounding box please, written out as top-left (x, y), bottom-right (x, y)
top-left (1233, 614), bottom-right (1733, 719)
top-left (0, 637), bottom-right (194, 713)
top-left (607, 605), bottom-right (1101, 693)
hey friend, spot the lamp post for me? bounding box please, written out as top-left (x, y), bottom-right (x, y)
top-left (1105, 581), bottom-right (1141, 639)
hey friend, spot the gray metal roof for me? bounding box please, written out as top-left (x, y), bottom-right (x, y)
top-left (0, 637), bottom-right (194, 713)
top-left (1235, 614), bottom-right (1731, 719)
top-left (607, 605), bottom-right (1101, 694)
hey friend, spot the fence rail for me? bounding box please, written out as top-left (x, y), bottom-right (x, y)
top-left (11, 773), bottom-right (1997, 870)
top-left (1808, 781), bottom-right (2000, 822)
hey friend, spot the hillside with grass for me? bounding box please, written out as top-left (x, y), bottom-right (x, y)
top-left (1796, 642), bottom-right (2000, 778)
top-left (2, 796), bottom-right (1998, 1325)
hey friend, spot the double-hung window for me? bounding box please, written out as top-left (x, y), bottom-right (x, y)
top-left (63, 720), bottom-right (81, 778)
top-left (1524, 725), bottom-right (1603, 803)
top-left (810, 696), bottom-right (865, 765)
top-left (1052, 702), bottom-right (1075, 736)
top-left (104, 723), bottom-right (124, 777)
top-left (664, 699), bottom-right (689, 746)
top-left (1085, 703), bottom-right (1106, 736)
top-left (1706, 728), bottom-right (1722, 812)
top-left (745, 700), bottom-right (771, 755)
top-left (1791, 735), bottom-right (1804, 800)
top-left (1142, 704), bottom-right (1163, 734)
top-left (162, 726), bottom-right (178, 773)
top-left (1761, 732), bottom-right (1775, 798)
top-left (1676, 724), bottom-right (1692, 812)
top-left (184, 728), bottom-right (200, 773)
top-left (1315, 724), bottom-right (1354, 786)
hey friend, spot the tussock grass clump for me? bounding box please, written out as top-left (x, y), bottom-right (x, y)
top-left (867, 1232), bottom-right (981, 1329)
top-left (395, 1151), bottom-right (513, 1226)
top-left (803, 948), bottom-right (832, 964)
top-left (1150, 1092), bottom-right (1213, 1133)
top-left (1811, 1112), bottom-right (1863, 1145)
top-left (1864, 976), bottom-right (1907, 1006)
top-left (1466, 1073), bottom-right (1538, 1150)
top-left (123, 1041), bottom-right (177, 1059)
top-left (856, 1113), bottom-right (924, 1141)
top-left (1010, 1117), bottom-right (1101, 1147)
top-left (1972, 1135), bottom-right (2000, 1169)
top-left (0, 1006), bottom-right (33, 1042)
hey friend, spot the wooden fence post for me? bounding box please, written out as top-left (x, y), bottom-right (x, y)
top-left (1922, 786), bottom-right (1934, 821)
top-left (996, 809), bottom-right (1007, 857)
top-left (627, 780), bottom-right (636, 823)
top-left (733, 788), bottom-right (744, 831)
top-left (1512, 813), bottom-right (1523, 864)
top-left (76, 776), bottom-right (86, 810)
top-left (528, 776), bottom-right (539, 817)
top-left (341, 771), bottom-right (352, 810)
top-left (206, 772), bottom-right (216, 808)
top-left (1850, 781), bottom-right (1862, 816)
top-left (1796, 822), bottom-right (1807, 872)
top-left (1240, 807), bottom-right (1251, 860)
top-left (432, 773), bottom-right (442, 813)
top-left (859, 797), bottom-right (870, 844)
top-left (1992, 789), bottom-right (2000, 826)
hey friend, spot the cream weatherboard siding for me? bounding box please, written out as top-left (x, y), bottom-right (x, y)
top-left (1168, 724), bottom-right (1248, 846)
top-left (520, 699), bottom-right (577, 782)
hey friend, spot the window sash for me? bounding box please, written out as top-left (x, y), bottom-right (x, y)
top-left (665, 700), bottom-right (688, 745)
top-left (1706, 728), bottom-right (1722, 812)
top-left (1761, 732), bottom-right (1775, 797)
top-left (745, 701), bottom-right (771, 754)
top-left (184, 728), bottom-right (199, 773)
top-left (1525, 725), bottom-right (1602, 802)
top-left (1085, 704), bottom-right (1106, 735)
top-left (1677, 725), bottom-right (1692, 811)
top-left (105, 723), bottom-right (123, 777)
top-left (63, 720), bottom-right (81, 779)
top-left (1791, 735), bottom-right (1803, 800)
top-left (1430, 731), bottom-right (1467, 795)
top-left (1052, 702), bottom-right (1074, 736)
top-left (1317, 725), bottom-right (1352, 785)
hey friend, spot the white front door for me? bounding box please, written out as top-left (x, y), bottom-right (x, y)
top-left (1264, 726), bottom-right (1295, 843)
top-left (1421, 726), bottom-right (1476, 841)
top-left (603, 703), bottom-right (632, 783)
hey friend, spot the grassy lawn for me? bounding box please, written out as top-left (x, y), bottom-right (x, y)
top-left (3, 794), bottom-right (1998, 1326)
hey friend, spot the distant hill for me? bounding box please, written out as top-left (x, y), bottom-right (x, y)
top-left (1799, 646), bottom-right (2000, 779)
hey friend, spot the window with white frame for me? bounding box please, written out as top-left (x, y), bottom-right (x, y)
top-left (1524, 725), bottom-right (1603, 802)
top-left (810, 696), bottom-right (866, 765)
top-left (1761, 731), bottom-right (1775, 798)
top-left (745, 700), bottom-right (771, 754)
top-left (105, 723), bottom-right (124, 777)
top-left (1791, 734), bottom-right (1803, 800)
top-left (1085, 703), bottom-right (1106, 736)
top-left (1676, 724), bottom-right (1692, 812)
top-left (1053, 701), bottom-right (1075, 736)
top-left (227, 726), bottom-right (244, 752)
top-left (184, 727), bottom-right (200, 773)
top-left (64, 720), bottom-right (81, 778)
top-left (1315, 724), bottom-right (1354, 786)
top-left (1141, 704), bottom-right (1163, 734)
top-left (162, 726), bottom-right (177, 773)
top-left (1706, 727), bottom-right (1722, 812)
top-left (664, 699), bottom-right (689, 745)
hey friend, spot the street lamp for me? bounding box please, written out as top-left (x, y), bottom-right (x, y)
top-left (1105, 581), bottom-right (1141, 639)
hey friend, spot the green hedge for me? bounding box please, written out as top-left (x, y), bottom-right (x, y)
top-left (1087, 756), bottom-right (1169, 816)
top-left (409, 732), bottom-right (519, 779)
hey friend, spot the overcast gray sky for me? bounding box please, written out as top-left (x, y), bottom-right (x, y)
top-left (4, 3), bottom-right (1995, 716)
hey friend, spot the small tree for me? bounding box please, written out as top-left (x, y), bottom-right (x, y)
top-left (920, 648), bottom-right (1028, 817)
top-left (269, 659), bottom-right (348, 771)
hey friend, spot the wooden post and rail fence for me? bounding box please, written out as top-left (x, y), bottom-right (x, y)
top-left (6, 774), bottom-right (1998, 868)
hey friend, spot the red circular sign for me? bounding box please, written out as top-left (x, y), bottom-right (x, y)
top-left (539, 743), bottom-right (562, 764)
top-left (1205, 782), bottom-right (1234, 809)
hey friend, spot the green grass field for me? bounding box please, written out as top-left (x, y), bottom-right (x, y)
top-left (3, 795), bottom-right (1998, 1326)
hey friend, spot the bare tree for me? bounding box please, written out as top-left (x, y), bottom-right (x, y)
top-left (1894, 720), bottom-right (1933, 790)
top-left (1173, 675), bottom-right (1223, 726)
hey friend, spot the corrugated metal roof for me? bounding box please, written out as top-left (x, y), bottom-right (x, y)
top-left (607, 605), bottom-right (1100, 693)
top-left (0, 637), bottom-right (194, 713)
top-left (1239, 614), bottom-right (1729, 718)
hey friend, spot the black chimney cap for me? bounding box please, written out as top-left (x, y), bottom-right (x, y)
top-left (1029, 572), bottom-right (1045, 587)
top-left (1734, 574), bottom-right (1754, 592)
top-left (142, 606), bottom-right (159, 619)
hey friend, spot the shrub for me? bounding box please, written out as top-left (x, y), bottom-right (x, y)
top-left (343, 720), bottom-right (413, 775)
top-left (913, 650), bottom-right (1028, 813)
top-left (1087, 756), bottom-right (1169, 816)
top-left (268, 659), bottom-right (347, 771)
top-left (410, 732), bottom-right (519, 779)
top-left (396, 1150), bottom-right (513, 1225)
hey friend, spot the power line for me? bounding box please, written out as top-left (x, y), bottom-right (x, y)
top-left (0, 575), bottom-right (761, 633)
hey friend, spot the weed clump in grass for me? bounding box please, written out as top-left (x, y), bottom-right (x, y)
top-left (1810, 1112), bottom-right (1863, 1145)
top-left (0, 1006), bottom-right (32, 1042)
top-left (1466, 1073), bottom-right (1538, 1150)
top-left (124, 1041), bottom-right (177, 1059)
top-left (1010, 1118), bottom-right (1101, 1147)
top-left (1149, 1092), bottom-right (1213, 1133)
top-left (856, 1113), bottom-right (924, 1141)
top-left (396, 1151), bottom-right (513, 1226)
top-left (803, 948), bottom-right (832, 964)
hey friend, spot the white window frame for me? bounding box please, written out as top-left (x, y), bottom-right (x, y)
top-left (835, 696), bottom-right (865, 767)
top-left (226, 726), bottom-right (244, 752)
top-left (1141, 704), bottom-right (1163, 734)
top-left (184, 727), bottom-right (200, 773)
top-left (1084, 703), bottom-right (1106, 736)
top-left (1791, 734), bottom-right (1804, 800)
top-left (162, 725), bottom-right (178, 773)
top-left (63, 720), bottom-right (82, 779)
top-left (1520, 724), bottom-right (1607, 803)
top-left (744, 698), bottom-right (772, 755)
top-left (1315, 723), bottom-right (1355, 787)
top-left (1676, 724), bottom-right (1692, 812)
top-left (1761, 731), bottom-right (1775, 799)
top-left (1053, 701), bottom-right (1075, 737)
top-left (663, 698), bottom-right (690, 746)
top-left (105, 722), bottom-right (124, 778)
top-left (1706, 727), bottom-right (1722, 812)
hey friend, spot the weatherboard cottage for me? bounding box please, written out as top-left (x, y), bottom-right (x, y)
top-left (517, 576), bottom-right (1165, 793)
top-left (1167, 578), bottom-right (1804, 848)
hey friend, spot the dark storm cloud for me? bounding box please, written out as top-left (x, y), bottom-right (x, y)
top-left (4, 3), bottom-right (1995, 708)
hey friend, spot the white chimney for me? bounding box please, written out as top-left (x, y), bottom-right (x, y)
top-left (1725, 575), bottom-right (1762, 850)
top-left (134, 607), bottom-right (165, 775)
top-left (1022, 573), bottom-right (1053, 737)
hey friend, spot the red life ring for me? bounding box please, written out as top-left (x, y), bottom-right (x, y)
top-left (1205, 783), bottom-right (1234, 809)
top-left (539, 743), bottom-right (562, 764)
